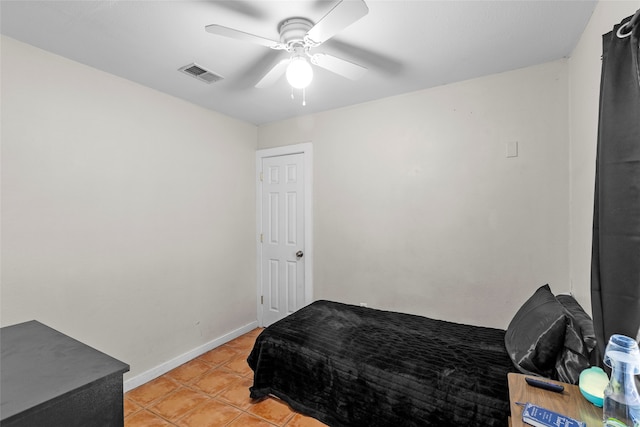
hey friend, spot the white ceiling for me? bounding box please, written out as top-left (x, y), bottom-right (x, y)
top-left (0, 1), bottom-right (597, 125)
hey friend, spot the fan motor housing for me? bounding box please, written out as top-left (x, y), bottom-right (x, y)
top-left (278, 18), bottom-right (313, 46)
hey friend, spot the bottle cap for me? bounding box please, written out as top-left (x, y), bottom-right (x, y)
top-left (603, 334), bottom-right (640, 374)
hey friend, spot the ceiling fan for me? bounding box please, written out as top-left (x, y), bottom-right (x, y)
top-left (205, 0), bottom-right (369, 90)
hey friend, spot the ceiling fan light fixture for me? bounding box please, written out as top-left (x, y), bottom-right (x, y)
top-left (286, 56), bottom-right (313, 89)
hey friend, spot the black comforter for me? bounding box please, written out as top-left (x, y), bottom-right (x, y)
top-left (248, 300), bottom-right (517, 426)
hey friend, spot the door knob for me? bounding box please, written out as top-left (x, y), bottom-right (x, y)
top-left (296, 250), bottom-right (304, 259)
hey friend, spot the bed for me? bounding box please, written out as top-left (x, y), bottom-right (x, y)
top-left (247, 286), bottom-right (596, 427)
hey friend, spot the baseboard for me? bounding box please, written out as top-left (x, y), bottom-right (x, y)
top-left (123, 320), bottom-right (259, 392)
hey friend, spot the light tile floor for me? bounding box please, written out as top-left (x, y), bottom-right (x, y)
top-left (124, 329), bottom-right (328, 427)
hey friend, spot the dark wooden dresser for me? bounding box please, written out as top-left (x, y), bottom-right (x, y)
top-left (1, 320), bottom-right (129, 427)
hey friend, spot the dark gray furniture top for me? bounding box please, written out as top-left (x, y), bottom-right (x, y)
top-left (0, 320), bottom-right (130, 421)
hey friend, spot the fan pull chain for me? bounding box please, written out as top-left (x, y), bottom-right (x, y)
top-left (289, 88), bottom-right (307, 106)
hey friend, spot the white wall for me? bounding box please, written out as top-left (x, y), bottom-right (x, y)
top-left (4, 0), bottom-right (635, 383)
top-left (0, 36), bottom-right (258, 381)
top-left (259, 61), bottom-right (570, 329)
top-left (568, 0), bottom-right (640, 314)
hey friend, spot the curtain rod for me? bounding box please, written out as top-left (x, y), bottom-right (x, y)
top-left (631, 8), bottom-right (640, 27)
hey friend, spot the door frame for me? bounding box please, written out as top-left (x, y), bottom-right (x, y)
top-left (256, 142), bottom-right (313, 327)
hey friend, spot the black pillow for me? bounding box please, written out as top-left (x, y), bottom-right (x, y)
top-left (556, 294), bottom-right (597, 355)
top-left (555, 294), bottom-right (598, 383)
top-left (505, 284), bottom-right (567, 379)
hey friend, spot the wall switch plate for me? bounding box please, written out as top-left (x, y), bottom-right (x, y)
top-left (506, 141), bottom-right (519, 158)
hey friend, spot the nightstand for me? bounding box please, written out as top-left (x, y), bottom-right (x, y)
top-left (507, 373), bottom-right (602, 427)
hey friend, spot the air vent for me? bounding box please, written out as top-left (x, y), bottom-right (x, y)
top-left (178, 63), bottom-right (224, 84)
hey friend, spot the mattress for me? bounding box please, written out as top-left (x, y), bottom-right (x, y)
top-left (248, 300), bottom-right (517, 426)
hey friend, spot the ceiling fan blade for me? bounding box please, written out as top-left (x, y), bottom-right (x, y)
top-left (205, 24), bottom-right (284, 49)
top-left (211, 1), bottom-right (267, 20)
top-left (255, 58), bottom-right (290, 88)
top-left (305, 0), bottom-right (369, 46)
top-left (310, 53), bottom-right (367, 80)
top-left (325, 39), bottom-right (404, 76)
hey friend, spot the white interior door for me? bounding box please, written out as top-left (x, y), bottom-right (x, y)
top-left (260, 153), bottom-right (305, 327)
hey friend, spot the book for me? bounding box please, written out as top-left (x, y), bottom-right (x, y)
top-left (521, 402), bottom-right (586, 427)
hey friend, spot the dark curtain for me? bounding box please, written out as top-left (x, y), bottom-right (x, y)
top-left (591, 10), bottom-right (640, 365)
